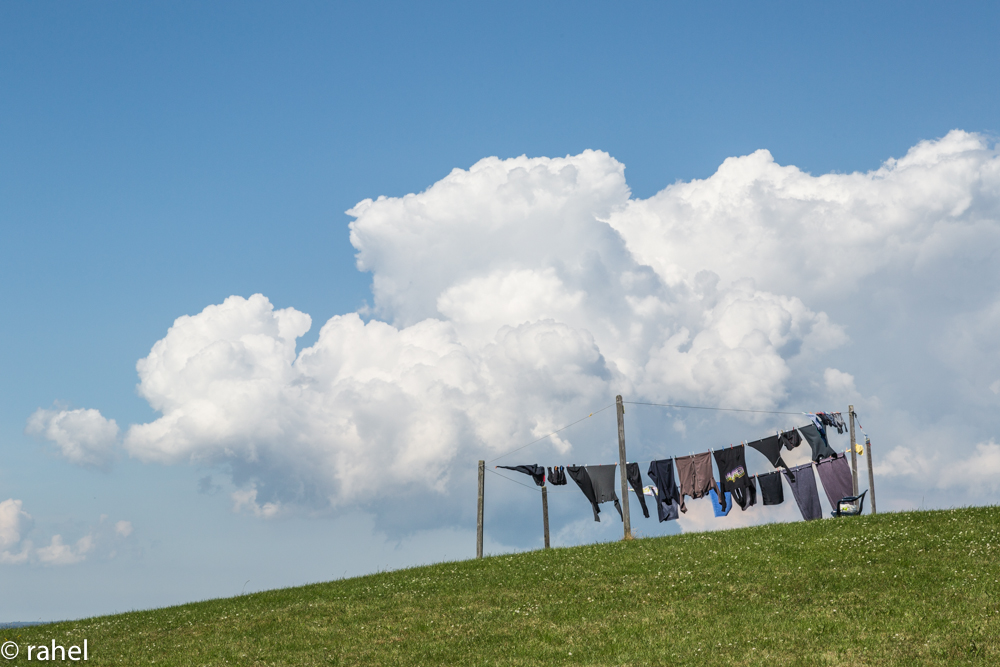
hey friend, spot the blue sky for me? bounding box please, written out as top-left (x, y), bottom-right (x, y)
top-left (2, 2), bottom-right (1000, 621)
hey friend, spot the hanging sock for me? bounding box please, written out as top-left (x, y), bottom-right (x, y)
top-left (799, 423), bottom-right (837, 462)
top-left (567, 465), bottom-right (622, 522)
top-left (625, 462), bottom-right (650, 519)
top-left (546, 466), bottom-right (567, 485)
top-left (783, 463), bottom-right (823, 521)
top-left (817, 412), bottom-right (847, 435)
top-left (757, 471), bottom-right (785, 506)
top-left (815, 453), bottom-right (854, 508)
top-left (497, 464), bottom-right (545, 486)
top-left (647, 459), bottom-right (682, 521)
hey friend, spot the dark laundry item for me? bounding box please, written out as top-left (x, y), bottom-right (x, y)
top-left (709, 488), bottom-right (732, 517)
top-left (747, 435), bottom-right (791, 473)
top-left (625, 462), bottom-right (650, 519)
top-left (731, 476), bottom-right (757, 511)
top-left (817, 412), bottom-right (847, 435)
top-left (646, 459), bottom-right (682, 522)
top-left (757, 471), bottom-right (785, 505)
top-left (815, 453), bottom-right (855, 509)
top-left (799, 423), bottom-right (837, 462)
top-left (567, 465), bottom-right (623, 522)
top-left (567, 466), bottom-right (599, 520)
top-left (713, 446), bottom-right (753, 512)
top-left (674, 452), bottom-right (719, 513)
top-left (546, 466), bottom-right (567, 486)
top-left (497, 464), bottom-right (545, 486)
top-left (783, 463), bottom-right (823, 521)
top-left (643, 486), bottom-right (679, 521)
top-left (778, 429), bottom-right (802, 451)
top-left (587, 464), bottom-right (624, 522)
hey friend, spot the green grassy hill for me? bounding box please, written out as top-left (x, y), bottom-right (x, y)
top-left (7, 507), bottom-right (1000, 666)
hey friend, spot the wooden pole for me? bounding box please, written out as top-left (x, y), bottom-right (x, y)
top-left (849, 405), bottom-right (859, 496)
top-left (477, 460), bottom-right (484, 558)
top-left (864, 424), bottom-right (877, 515)
top-left (541, 486), bottom-right (550, 549)
top-left (616, 395), bottom-right (632, 540)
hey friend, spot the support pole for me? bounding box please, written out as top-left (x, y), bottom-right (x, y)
top-left (616, 395), bottom-right (632, 540)
top-left (849, 405), bottom-right (859, 496)
top-left (864, 424), bottom-right (877, 515)
top-left (477, 460), bottom-right (484, 558)
top-left (541, 486), bottom-right (550, 549)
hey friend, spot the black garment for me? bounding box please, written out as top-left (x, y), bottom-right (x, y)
top-left (497, 464), bottom-right (545, 486)
top-left (567, 465), bottom-right (623, 522)
top-left (747, 435), bottom-right (792, 474)
top-left (712, 446), bottom-right (752, 512)
top-left (625, 462), bottom-right (650, 519)
top-left (783, 463), bottom-right (822, 521)
top-left (646, 459), bottom-right (682, 523)
top-left (778, 429), bottom-right (802, 451)
top-left (546, 466), bottom-right (567, 486)
top-left (799, 423), bottom-right (837, 462)
top-left (757, 471), bottom-right (784, 505)
top-left (731, 476), bottom-right (757, 511)
top-left (567, 466), bottom-right (599, 520)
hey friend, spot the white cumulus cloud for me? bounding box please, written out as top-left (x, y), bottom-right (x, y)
top-left (26, 407), bottom-right (119, 469)
top-left (35, 534), bottom-right (94, 566)
top-left (32, 131), bottom-right (1000, 529)
top-left (0, 499), bottom-right (33, 565)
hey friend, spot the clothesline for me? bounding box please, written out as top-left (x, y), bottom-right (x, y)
top-left (486, 404), bottom-right (615, 464)
top-left (486, 467), bottom-right (542, 492)
top-left (488, 399), bottom-right (831, 465)
top-left (623, 400), bottom-right (809, 416)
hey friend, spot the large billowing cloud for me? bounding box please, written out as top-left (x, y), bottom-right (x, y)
top-left (30, 131), bottom-right (1000, 528)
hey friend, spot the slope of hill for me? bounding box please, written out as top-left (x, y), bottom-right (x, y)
top-left (7, 507), bottom-right (1000, 665)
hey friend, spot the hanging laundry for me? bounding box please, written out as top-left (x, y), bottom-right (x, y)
top-left (674, 452), bottom-right (720, 511)
top-left (567, 465), bottom-right (623, 522)
top-left (757, 471), bottom-right (784, 506)
top-left (713, 446), bottom-right (754, 511)
top-left (647, 459), bottom-right (682, 521)
top-left (546, 466), bottom-right (567, 486)
top-left (625, 462), bottom-right (650, 519)
top-left (815, 453), bottom-right (854, 508)
top-left (783, 463), bottom-right (823, 521)
top-left (643, 485), bottom-right (679, 521)
top-left (778, 429), bottom-right (802, 451)
top-left (709, 488), bottom-right (732, 517)
top-left (746, 434), bottom-right (792, 477)
top-left (497, 464), bottom-right (545, 486)
top-left (817, 412), bottom-right (847, 435)
top-left (736, 477), bottom-right (758, 510)
top-left (798, 423), bottom-right (837, 462)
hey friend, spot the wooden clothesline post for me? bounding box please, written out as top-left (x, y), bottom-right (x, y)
top-left (849, 404), bottom-right (859, 496)
top-left (541, 486), bottom-right (550, 549)
top-left (616, 394), bottom-right (632, 541)
top-left (476, 460), bottom-right (484, 558)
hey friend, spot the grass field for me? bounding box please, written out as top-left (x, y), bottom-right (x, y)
top-left (7, 506), bottom-right (1000, 665)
